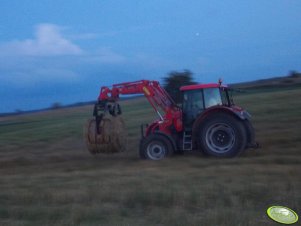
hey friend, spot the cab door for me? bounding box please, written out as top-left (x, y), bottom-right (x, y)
top-left (182, 89), bottom-right (204, 128)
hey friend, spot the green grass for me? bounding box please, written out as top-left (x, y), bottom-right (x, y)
top-left (0, 87), bottom-right (300, 226)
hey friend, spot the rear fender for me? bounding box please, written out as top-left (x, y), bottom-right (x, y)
top-left (192, 106), bottom-right (246, 129)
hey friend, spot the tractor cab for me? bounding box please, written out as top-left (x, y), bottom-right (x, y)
top-left (180, 83), bottom-right (233, 127)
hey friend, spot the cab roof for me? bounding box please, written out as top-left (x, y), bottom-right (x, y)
top-left (180, 83), bottom-right (228, 91)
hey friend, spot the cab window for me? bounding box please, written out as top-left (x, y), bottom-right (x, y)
top-left (203, 88), bottom-right (222, 108)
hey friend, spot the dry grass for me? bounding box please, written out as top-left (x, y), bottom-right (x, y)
top-left (0, 87), bottom-right (300, 226)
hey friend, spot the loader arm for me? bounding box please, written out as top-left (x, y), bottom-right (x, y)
top-left (93, 80), bottom-right (182, 134)
top-left (98, 80), bottom-right (179, 118)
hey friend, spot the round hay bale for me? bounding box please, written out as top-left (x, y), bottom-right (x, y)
top-left (83, 115), bottom-right (127, 154)
top-left (83, 118), bottom-right (98, 154)
top-left (108, 115), bottom-right (127, 152)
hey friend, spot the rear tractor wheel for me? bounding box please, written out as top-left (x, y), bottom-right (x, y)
top-left (197, 113), bottom-right (247, 157)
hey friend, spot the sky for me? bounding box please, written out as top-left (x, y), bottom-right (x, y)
top-left (0, 0), bottom-right (300, 113)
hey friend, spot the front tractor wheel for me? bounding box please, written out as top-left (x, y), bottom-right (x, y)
top-left (139, 134), bottom-right (173, 160)
top-left (198, 114), bottom-right (247, 157)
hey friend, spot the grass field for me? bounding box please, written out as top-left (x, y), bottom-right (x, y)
top-left (0, 87), bottom-right (300, 226)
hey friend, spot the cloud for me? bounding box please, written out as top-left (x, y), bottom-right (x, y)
top-left (0, 24), bottom-right (83, 56)
top-left (0, 23), bottom-right (129, 86)
top-left (86, 47), bottom-right (126, 64)
top-left (68, 32), bottom-right (100, 40)
top-left (0, 23), bottom-right (158, 88)
top-left (0, 57), bottom-right (81, 86)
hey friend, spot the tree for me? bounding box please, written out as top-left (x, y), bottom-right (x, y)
top-left (163, 70), bottom-right (196, 103)
top-left (288, 70), bottom-right (301, 78)
top-left (51, 102), bottom-right (62, 109)
top-left (15, 109), bottom-right (23, 114)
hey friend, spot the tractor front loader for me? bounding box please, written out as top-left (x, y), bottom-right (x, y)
top-left (84, 80), bottom-right (258, 159)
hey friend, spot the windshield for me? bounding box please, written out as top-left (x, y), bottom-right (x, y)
top-left (204, 88), bottom-right (230, 108)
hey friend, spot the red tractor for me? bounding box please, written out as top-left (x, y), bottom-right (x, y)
top-left (86, 80), bottom-right (258, 159)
